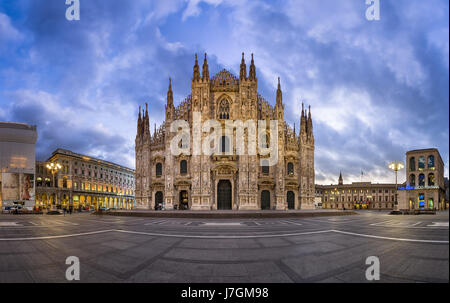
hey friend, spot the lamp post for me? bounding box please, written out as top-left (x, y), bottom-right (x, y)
top-left (46, 162), bottom-right (62, 211)
top-left (389, 161), bottom-right (404, 212)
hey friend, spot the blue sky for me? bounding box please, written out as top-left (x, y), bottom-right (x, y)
top-left (0, 0), bottom-right (448, 184)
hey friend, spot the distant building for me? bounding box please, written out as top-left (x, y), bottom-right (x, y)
top-left (35, 149), bottom-right (135, 210)
top-left (398, 148), bottom-right (446, 210)
top-left (316, 173), bottom-right (396, 210)
top-left (0, 122), bottom-right (37, 209)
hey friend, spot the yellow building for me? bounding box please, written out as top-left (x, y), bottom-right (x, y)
top-left (317, 173), bottom-right (397, 210)
top-left (35, 149), bottom-right (135, 210)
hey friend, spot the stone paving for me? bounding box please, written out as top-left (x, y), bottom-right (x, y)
top-left (0, 210), bottom-right (448, 283)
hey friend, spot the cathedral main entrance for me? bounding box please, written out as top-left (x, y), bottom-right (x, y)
top-left (155, 191), bottom-right (163, 210)
top-left (217, 180), bottom-right (232, 210)
top-left (261, 190), bottom-right (270, 210)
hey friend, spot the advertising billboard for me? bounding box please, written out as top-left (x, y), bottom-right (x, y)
top-left (0, 173), bottom-right (35, 207)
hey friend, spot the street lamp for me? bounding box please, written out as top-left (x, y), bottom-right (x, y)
top-left (389, 161), bottom-right (404, 212)
top-left (46, 162), bottom-right (62, 210)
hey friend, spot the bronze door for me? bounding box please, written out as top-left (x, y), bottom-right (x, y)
top-left (217, 180), bottom-right (232, 210)
top-left (287, 191), bottom-right (295, 210)
top-left (261, 190), bottom-right (270, 210)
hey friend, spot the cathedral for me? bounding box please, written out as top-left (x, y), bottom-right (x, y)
top-left (135, 53), bottom-right (315, 210)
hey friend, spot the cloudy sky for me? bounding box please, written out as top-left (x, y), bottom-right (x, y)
top-left (0, 0), bottom-right (448, 184)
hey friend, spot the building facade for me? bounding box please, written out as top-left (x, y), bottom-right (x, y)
top-left (35, 149), bottom-right (135, 210)
top-left (317, 173), bottom-right (397, 210)
top-left (0, 122), bottom-right (37, 209)
top-left (135, 53), bottom-right (315, 210)
top-left (398, 148), bottom-right (446, 210)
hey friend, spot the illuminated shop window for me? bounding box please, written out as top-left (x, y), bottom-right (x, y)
top-left (428, 198), bottom-right (434, 209)
top-left (418, 193), bottom-right (425, 208)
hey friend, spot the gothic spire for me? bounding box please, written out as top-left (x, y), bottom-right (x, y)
top-left (249, 53), bottom-right (256, 80)
top-left (338, 171), bottom-right (343, 185)
top-left (137, 105), bottom-right (142, 136)
top-left (167, 77), bottom-right (173, 106)
top-left (141, 103), bottom-right (149, 140)
top-left (193, 53), bottom-right (200, 81)
top-left (276, 77), bottom-right (282, 105)
top-left (300, 102), bottom-right (306, 136)
top-left (307, 105), bottom-right (313, 137)
top-left (202, 53), bottom-right (209, 81)
top-left (240, 52), bottom-right (247, 80)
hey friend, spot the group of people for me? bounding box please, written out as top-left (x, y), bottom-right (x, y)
top-left (63, 206), bottom-right (74, 215)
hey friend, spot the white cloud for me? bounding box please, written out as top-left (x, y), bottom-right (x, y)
top-left (0, 12), bottom-right (22, 43)
top-left (182, 0), bottom-right (223, 21)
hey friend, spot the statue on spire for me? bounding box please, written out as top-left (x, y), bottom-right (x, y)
top-left (249, 53), bottom-right (256, 80)
top-left (202, 53), bottom-right (209, 81)
top-left (276, 77), bottom-right (282, 105)
top-left (240, 52), bottom-right (247, 80)
top-left (193, 53), bottom-right (200, 81)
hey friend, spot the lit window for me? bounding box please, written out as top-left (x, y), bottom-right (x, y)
top-left (418, 174), bottom-right (425, 187)
top-left (428, 173), bottom-right (435, 186)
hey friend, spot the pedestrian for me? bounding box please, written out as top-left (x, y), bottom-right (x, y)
top-left (63, 208), bottom-right (66, 216)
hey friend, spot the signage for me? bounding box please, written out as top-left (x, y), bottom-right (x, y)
top-left (398, 185), bottom-right (439, 190)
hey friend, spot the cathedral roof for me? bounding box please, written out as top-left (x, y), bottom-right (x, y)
top-left (211, 69), bottom-right (239, 92)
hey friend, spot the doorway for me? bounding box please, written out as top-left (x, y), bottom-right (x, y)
top-left (261, 190), bottom-right (270, 210)
top-left (287, 191), bottom-right (295, 210)
top-left (217, 180), bottom-right (232, 210)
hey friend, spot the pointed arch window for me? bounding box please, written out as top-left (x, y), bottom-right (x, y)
top-left (287, 162), bottom-right (294, 175)
top-left (156, 163), bottom-right (163, 177)
top-left (219, 99), bottom-right (230, 119)
top-left (180, 160), bottom-right (187, 175)
top-left (261, 159), bottom-right (269, 174)
top-left (220, 136), bottom-right (230, 153)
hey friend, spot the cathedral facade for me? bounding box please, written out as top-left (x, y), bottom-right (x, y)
top-left (135, 53), bottom-right (315, 210)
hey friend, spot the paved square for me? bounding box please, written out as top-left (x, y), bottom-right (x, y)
top-left (0, 211), bottom-right (448, 283)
